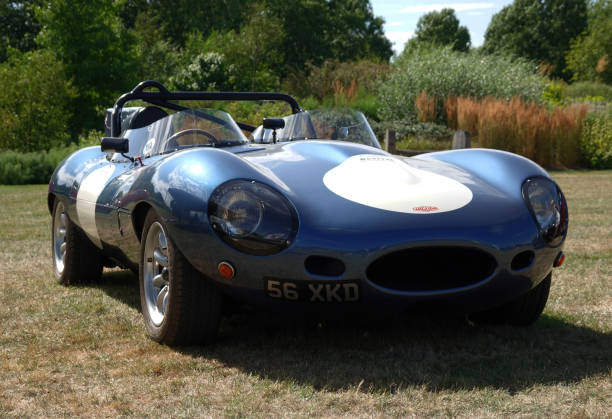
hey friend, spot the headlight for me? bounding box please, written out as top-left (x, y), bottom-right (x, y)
top-left (208, 180), bottom-right (298, 255)
top-left (522, 177), bottom-right (568, 247)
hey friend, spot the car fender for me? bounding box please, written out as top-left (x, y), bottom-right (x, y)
top-left (418, 148), bottom-right (551, 200)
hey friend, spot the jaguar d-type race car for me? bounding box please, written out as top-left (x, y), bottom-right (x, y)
top-left (49, 81), bottom-right (568, 345)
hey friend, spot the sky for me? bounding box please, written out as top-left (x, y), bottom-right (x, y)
top-left (370, 0), bottom-right (514, 54)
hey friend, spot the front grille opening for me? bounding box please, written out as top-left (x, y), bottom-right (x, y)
top-left (305, 256), bottom-right (345, 277)
top-left (511, 250), bottom-right (534, 271)
top-left (366, 247), bottom-right (496, 292)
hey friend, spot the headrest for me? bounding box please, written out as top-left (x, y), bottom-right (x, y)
top-left (130, 106), bottom-right (168, 130)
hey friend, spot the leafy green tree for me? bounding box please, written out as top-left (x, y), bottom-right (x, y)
top-left (414, 8), bottom-right (471, 52)
top-left (36, 0), bottom-right (137, 133)
top-left (147, 0), bottom-right (249, 46)
top-left (235, 4), bottom-right (285, 90)
top-left (129, 11), bottom-right (181, 84)
top-left (175, 4), bottom-right (285, 91)
top-left (0, 49), bottom-right (75, 152)
top-left (483, 0), bottom-right (588, 79)
top-left (566, 0), bottom-right (612, 83)
top-left (266, 0), bottom-right (392, 69)
top-left (0, 1), bottom-right (42, 62)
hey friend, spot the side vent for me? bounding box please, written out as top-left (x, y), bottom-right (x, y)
top-left (511, 250), bottom-right (535, 271)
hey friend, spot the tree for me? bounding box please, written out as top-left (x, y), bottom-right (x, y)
top-left (483, 0), bottom-right (588, 79)
top-left (266, 0), bottom-right (393, 70)
top-left (414, 8), bottom-right (471, 52)
top-left (129, 11), bottom-right (181, 84)
top-left (147, 0), bottom-right (249, 46)
top-left (0, 1), bottom-right (42, 62)
top-left (235, 4), bottom-right (285, 90)
top-left (0, 49), bottom-right (75, 151)
top-left (36, 0), bottom-right (137, 133)
top-left (173, 3), bottom-right (285, 92)
top-left (565, 0), bottom-right (612, 83)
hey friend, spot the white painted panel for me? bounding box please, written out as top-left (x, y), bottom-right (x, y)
top-left (76, 165), bottom-right (116, 248)
top-left (323, 154), bottom-right (473, 214)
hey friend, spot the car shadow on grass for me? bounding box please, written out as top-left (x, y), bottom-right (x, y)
top-left (98, 269), bottom-right (612, 393)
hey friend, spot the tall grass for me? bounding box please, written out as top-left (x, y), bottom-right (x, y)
top-left (455, 97), bottom-right (587, 168)
top-left (415, 91), bottom-right (436, 123)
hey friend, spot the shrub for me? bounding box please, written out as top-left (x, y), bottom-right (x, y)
top-left (0, 131), bottom-right (103, 185)
top-left (377, 45), bottom-right (547, 126)
top-left (0, 49), bottom-right (76, 152)
top-left (455, 97), bottom-right (587, 168)
top-left (170, 52), bottom-right (239, 92)
top-left (565, 81), bottom-right (612, 101)
top-left (284, 59), bottom-right (390, 100)
top-left (580, 110), bottom-right (612, 169)
top-left (541, 80), bottom-right (567, 107)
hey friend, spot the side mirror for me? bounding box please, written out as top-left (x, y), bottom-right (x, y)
top-left (263, 118), bottom-right (285, 130)
top-left (101, 137), bottom-right (129, 153)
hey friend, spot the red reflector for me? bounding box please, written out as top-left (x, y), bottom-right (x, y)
top-left (218, 261), bottom-right (235, 279)
top-left (553, 252), bottom-right (565, 268)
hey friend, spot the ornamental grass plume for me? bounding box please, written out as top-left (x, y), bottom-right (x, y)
top-left (415, 91), bottom-right (436, 123)
top-left (455, 96), bottom-right (587, 168)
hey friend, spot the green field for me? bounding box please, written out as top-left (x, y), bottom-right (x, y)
top-left (0, 172), bottom-right (610, 417)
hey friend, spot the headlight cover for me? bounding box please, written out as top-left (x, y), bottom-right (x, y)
top-left (208, 180), bottom-right (298, 255)
top-left (522, 177), bottom-right (568, 247)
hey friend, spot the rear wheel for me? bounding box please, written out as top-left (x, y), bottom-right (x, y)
top-left (470, 273), bottom-right (551, 326)
top-left (139, 209), bottom-right (222, 345)
top-left (51, 198), bottom-right (103, 285)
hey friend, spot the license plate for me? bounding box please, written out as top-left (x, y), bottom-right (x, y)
top-left (264, 278), bottom-right (360, 303)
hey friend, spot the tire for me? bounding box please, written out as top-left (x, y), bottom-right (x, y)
top-left (470, 273), bottom-right (551, 326)
top-left (139, 209), bottom-right (222, 345)
top-left (51, 198), bottom-right (103, 285)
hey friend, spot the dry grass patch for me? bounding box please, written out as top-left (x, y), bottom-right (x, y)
top-left (0, 173), bottom-right (610, 417)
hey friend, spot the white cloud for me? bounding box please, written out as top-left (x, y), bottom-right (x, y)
top-left (387, 21), bottom-right (406, 27)
top-left (400, 3), bottom-right (494, 13)
top-left (386, 31), bottom-right (415, 53)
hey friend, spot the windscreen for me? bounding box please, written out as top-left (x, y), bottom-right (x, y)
top-left (123, 109), bottom-right (247, 157)
top-left (251, 109), bottom-right (381, 148)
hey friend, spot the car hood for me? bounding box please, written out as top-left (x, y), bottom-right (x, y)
top-left (239, 141), bottom-right (538, 250)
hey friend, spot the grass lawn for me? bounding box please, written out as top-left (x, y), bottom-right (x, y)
top-left (0, 171), bottom-right (610, 417)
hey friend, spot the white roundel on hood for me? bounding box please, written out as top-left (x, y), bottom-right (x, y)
top-left (322, 154), bottom-right (473, 214)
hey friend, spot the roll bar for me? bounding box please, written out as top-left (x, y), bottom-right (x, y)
top-left (110, 80), bottom-right (303, 137)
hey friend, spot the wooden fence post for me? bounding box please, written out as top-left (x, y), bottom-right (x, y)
top-left (384, 129), bottom-right (397, 154)
top-left (452, 130), bottom-right (471, 149)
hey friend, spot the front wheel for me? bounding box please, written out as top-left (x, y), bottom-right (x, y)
top-left (139, 209), bottom-right (222, 345)
top-left (470, 273), bottom-right (551, 326)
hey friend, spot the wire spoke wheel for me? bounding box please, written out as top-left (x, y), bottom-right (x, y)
top-left (143, 221), bottom-right (170, 326)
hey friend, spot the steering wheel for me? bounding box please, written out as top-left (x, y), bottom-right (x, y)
top-left (165, 128), bottom-right (219, 149)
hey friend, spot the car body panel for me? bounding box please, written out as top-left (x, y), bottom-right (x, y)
top-left (49, 137), bottom-right (563, 314)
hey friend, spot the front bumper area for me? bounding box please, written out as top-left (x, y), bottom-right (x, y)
top-left (204, 239), bottom-right (561, 314)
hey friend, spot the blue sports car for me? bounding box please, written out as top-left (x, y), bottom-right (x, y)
top-left (49, 81), bottom-right (568, 345)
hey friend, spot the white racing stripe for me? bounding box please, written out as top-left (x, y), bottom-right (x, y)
top-left (76, 165), bottom-right (116, 248)
top-left (323, 154), bottom-right (473, 214)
